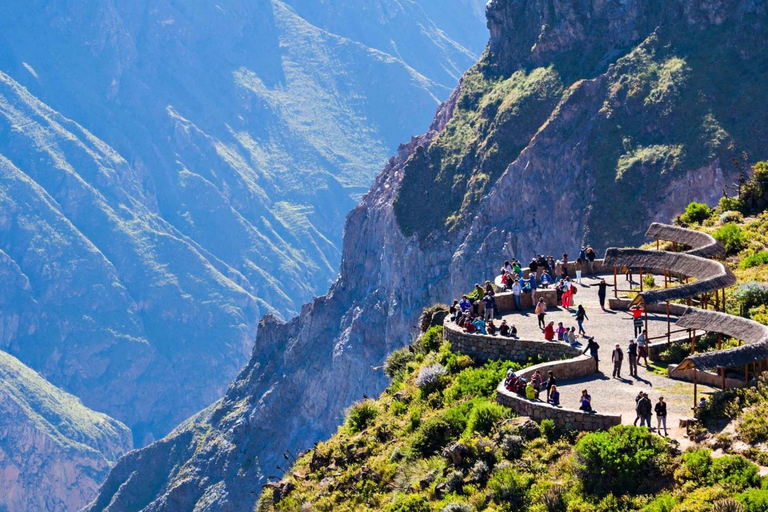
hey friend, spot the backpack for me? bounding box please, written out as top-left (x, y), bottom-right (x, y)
top-left (571, 286), bottom-right (578, 295)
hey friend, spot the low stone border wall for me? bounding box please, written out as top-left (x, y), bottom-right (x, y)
top-left (496, 355), bottom-right (621, 431)
top-left (443, 319), bottom-right (581, 362)
top-left (668, 364), bottom-right (745, 389)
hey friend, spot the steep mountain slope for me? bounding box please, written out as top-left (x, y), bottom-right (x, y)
top-left (87, 0), bottom-right (768, 510)
top-left (0, 0), bottom-right (486, 446)
top-left (0, 349), bottom-right (132, 512)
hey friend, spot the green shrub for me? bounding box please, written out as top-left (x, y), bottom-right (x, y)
top-left (737, 488), bottom-right (768, 512)
top-left (718, 196), bottom-right (745, 214)
top-left (735, 283), bottom-right (768, 312)
top-left (749, 305), bottom-right (768, 326)
top-left (385, 494), bottom-right (432, 512)
top-left (410, 414), bottom-right (464, 456)
top-left (644, 273), bottom-right (656, 289)
top-left (487, 467), bottom-right (532, 508)
top-left (674, 485), bottom-right (730, 511)
top-left (675, 448), bottom-right (714, 490)
top-left (444, 360), bottom-right (516, 403)
top-left (659, 342), bottom-right (689, 363)
top-left (712, 454), bottom-right (760, 491)
top-left (419, 326), bottom-right (444, 353)
top-left (737, 402), bottom-right (768, 444)
top-left (714, 224), bottom-right (748, 254)
top-left (642, 492), bottom-right (679, 512)
top-left (465, 401), bottom-right (510, 436)
top-left (345, 400), bottom-right (378, 433)
top-left (540, 419), bottom-right (557, 441)
top-left (681, 202), bottom-right (713, 224)
top-left (384, 347), bottom-right (415, 381)
top-left (574, 425), bottom-right (674, 496)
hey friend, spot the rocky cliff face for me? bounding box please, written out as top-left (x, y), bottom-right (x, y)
top-left (0, 350), bottom-right (132, 512)
top-left (88, 0), bottom-right (768, 509)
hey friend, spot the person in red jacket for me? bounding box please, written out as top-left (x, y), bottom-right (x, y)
top-left (544, 321), bottom-right (555, 341)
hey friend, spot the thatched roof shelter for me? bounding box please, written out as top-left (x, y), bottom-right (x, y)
top-left (645, 223), bottom-right (725, 258)
top-left (603, 248), bottom-right (737, 304)
top-left (674, 308), bottom-right (768, 371)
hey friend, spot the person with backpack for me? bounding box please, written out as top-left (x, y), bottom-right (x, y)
top-left (583, 337), bottom-right (600, 371)
top-left (636, 392), bottom-right (652, 428)
top-left (575, 304), bottom-right (588, 335)
top-left (655, 397), bottom-right (668, 436)
top-left (627, 338), bottom-right (638, 377)
top-left (562, 277), bottom-right (573, 309)
top-left (611, 343), bottom-right (624, 378)
top-left (535, 298), bottom-right (547, 329)
top-left (630, 304), bottom-right (644, 337)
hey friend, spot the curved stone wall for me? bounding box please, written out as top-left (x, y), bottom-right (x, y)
top-left (443, 319), bottom-right (581, 362)
top-left (496, 355), bottom-right (621, 431)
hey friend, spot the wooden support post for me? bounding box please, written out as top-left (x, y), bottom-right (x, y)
top-left (664, 269), bottom-right (669, 289)
top-left (691, 329), bottom-right (697, 356)
top-left (694, 368), bottom-right (699, 413)
top-left (666, 301), bottom-right (671, 344)
top-left (657, 239), bottom-right (660, 251)
top-left (715, 289), bottom-right (720, 311)
top-left (639, 267), bottom-right (644, 292)
top-left (644, 309), bottom-right (649, 338)
top-left (686, 276), bottom-right (691, 307)
top-left (613, 266), bottom-right (618, 299)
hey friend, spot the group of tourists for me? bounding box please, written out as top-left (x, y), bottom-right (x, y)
top-left (607, 330), bottom-right (650, 378)
top-left (633, 392), bottom-right (669, 436)
top-left (504, 369), bottom-right (560, 406)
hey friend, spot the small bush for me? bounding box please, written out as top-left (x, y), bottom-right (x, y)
top-left (441, 502), bottom-right (472, 512)
top-left (419, 326), bottom-right (444, 353)
top-left (659, 342), bottom-right (689, 363)
top-left (384, 348), bottom-right (415, 381)
top-left (385, 494), bottom-right (432, 512)
top-left (345, 400), bottom-right (378, 433)
top-left (416, 364), bottom-right (447, 394)
top-left (681, 202), bottom-right (713, 224)
top-left (410, 414), bottom-right (464, 456)
top-left (712, 454), bottom-right (761, 491)
top-left (737, 488), bottom-right (768, 512)
top-left (540, 419), bottom-right (557, 441)
top-left (675, 448), bottom-right (713, 490)
top-left (749, 305), bottom-right (768, 326)
top-left (734, 283), bottom-right (768, 312)
top-left (465, 401), bottom-right (510, 436)
top-left (714, 224), bottom-right (748, 254)
top-left (444, 360), bottom-right (515, 402)
top-left (574, 425), bottom-right (674, 496)
top-left (738, 402), bottom-right (768, 444)
top-left (501, 434), bottom-right (524, 460)
top-left (487, 467), bottom-right (532, 508)
top-left (642, 492), bottom-right (679, 512)
top-left (644, 273), bottom-right (656, 289)
top-left (718, 196), bottom-right (745, 214)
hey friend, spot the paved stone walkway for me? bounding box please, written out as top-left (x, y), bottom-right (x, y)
top-left (498, 273), bottom-right (717, 439)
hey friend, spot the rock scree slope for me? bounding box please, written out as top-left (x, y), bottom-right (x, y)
top-left (87, 0), bottom-right (768, 509)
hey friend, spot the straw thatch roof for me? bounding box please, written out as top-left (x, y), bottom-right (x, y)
top-left (645, 222), bottom-right (725, 258)
top-left (677, 343), bottom-right (768, 371)
top-left (603, 248), bottom-right (737, 304)
top-left (674, 308), bottom-right (768, 371)
top-left (676, 308), bottom-right (768, 345)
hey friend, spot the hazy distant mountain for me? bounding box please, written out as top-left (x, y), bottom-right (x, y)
top-left (0, 0), bottom-right (487, 447)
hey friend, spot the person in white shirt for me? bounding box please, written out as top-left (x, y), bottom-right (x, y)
top-left (511, 279), bottom-right (522, 311)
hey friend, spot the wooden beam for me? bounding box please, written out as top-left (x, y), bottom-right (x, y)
top-left (613, 266), bottom-right (618, 299)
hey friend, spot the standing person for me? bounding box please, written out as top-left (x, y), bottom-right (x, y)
top-left (544, 371), bottom-right (557, 402)
top-left (575, 304), bottom-right (588, 335)
top-left (655, 397), bottom-right (668, 436)
top-left (482, 293), bottom-right (495, 322)
top-left (630, 304), bottom-right (644, 337)
top-left (597, 279), bottom-right (613, 311)
top-left (586, 246), bottom-right (596, 275)
top-left (637, 329), bottom-right (649, 366)
top-left (612, 343), bottom-right (624, 378)
top-left (627, 338), bottom-right (638, 377)
top-left (561, 253), bottom-right (569, 279)
top-left (562, 278), bottom-right (573, 309)
top-left (513, 260), bottom-right (522, 279)
top-left (583, 337), bottom-right (600, 371)
top-left (575, 257), bottom-right (583, 284)
top-left (579, 389), bottom-right (593, 412)
top-left (512, 279), bottom-right (523, 311)
top-left (633, 391), bottom-right (644, 426)
top-left (529, 257), bottom-right (539, 278)
top-left (637, 393), bottom-right (652, 428)
top-left (535, 298), bottom-right (547, 329)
